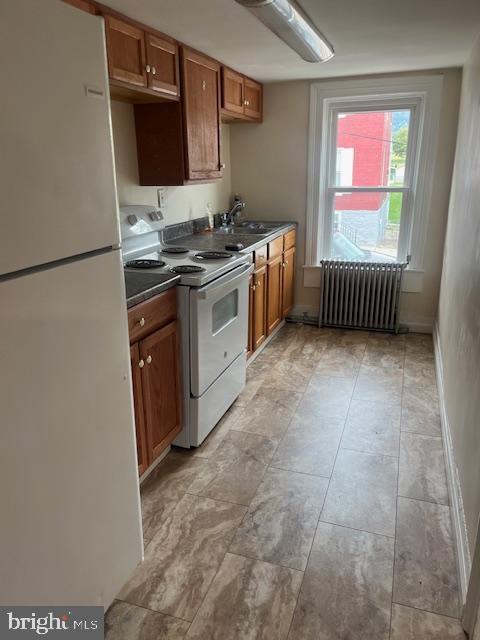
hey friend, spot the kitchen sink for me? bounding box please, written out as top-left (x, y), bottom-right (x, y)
top-left (213, 221), bottom-right (284, 236)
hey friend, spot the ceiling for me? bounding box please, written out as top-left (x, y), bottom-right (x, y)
top-left (102, 0), bottom-right (480, 82)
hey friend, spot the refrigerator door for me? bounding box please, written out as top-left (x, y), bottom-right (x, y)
top-left (0, 251), bottom-right (142, 607)
top-left (0, 0), bottom-right (120, 276)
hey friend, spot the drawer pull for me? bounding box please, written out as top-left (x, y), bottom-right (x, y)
top-left (146, 355), bottom-right (152, 364)
top-left (138, 359), bottom-right (145, 369)
top-left (139, 317), bottom-right (145, 327)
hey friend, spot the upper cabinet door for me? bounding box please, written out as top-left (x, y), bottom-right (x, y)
top-left (244, 78), bottom-right (262, 121)
top-left (181, 48), bottom-right (222, 181)
top-left (105, 15), bottom-right (147, 87)
top-left (222, 67), bottom-right (244, 115)
top-left (145, 33), bottom-right (180, 97)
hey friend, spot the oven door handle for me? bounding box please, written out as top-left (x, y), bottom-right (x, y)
top-left (196, 262), bottom-right (254, 299)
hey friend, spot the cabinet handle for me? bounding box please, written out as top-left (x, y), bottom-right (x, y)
top-left (138, 317), bottom-right (145, 327)
top-left (220, 162), bottom-right (226, 169)
top-left (146, 65), bottom-right (151, 73)
top-left (138, 359), bottom-right (145, 369)
top-left (151, 66), bottom-right (156, 75)
top-left (282, 262), bottom-right (287, 268)
top-left (146, 355), bottom-right (152, 364)
top-left (256, 280), bottom-right (261, 287)
top-left (244, 100), bottom-right (250, 106)
top-left (252, 285), bottom-right (256, 291)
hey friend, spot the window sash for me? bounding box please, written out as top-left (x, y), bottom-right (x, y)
top-left (320, 98), bottom-right (422, 262)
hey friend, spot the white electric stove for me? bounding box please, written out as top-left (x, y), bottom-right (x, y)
top-left (121, 205), bottom-right (253, 447)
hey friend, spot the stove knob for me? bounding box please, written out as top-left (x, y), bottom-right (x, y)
top-left (127, 214), bottom-right (138, 226)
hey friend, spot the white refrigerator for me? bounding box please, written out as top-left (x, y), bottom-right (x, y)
top-left (0, 0), bottom-right (143, 607)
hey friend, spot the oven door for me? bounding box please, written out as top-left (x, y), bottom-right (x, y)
top-left (190, 262), bottom-right (253, 397)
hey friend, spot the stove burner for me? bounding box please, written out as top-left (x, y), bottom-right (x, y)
top-left (161, 246), bottom-right (190, 254)
top-left (195, 251), bottom-right (232, 260)
top-left (126, 259), bottom-right (166, 269)
top-left (170, 265), bottom-right (206, 274)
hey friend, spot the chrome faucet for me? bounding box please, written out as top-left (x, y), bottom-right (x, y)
top-left (222, 195), bottom-right (245, 226)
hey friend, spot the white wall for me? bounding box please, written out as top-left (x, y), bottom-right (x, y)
top-left (437, 36), bottom-right (480, 554)
top-left (230, 69), bottom-right (462, 329)
top-left (111, 100), bottom-right (232, 224)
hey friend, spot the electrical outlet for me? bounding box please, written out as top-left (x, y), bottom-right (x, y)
top-left (157, 188), bottom-right (167, 211)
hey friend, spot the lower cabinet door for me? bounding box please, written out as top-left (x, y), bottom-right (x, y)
top-left (253, 266), bottom-right (267, 348)
top-left (140, 320), bottom-right (182, 462)
top-left (282, 246), bottom-right (295, 318)
top-left (267, 256), bottom-right (283, 334)
top-left (247, 273), bottom-right (254, 358)
top-left (130, 343), bottom-right (149, 476)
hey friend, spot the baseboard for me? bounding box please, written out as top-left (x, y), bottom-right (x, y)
top-left (399, 313), bottom-right (435, 334)
top-left (433, 324), bottom-right (471, 604)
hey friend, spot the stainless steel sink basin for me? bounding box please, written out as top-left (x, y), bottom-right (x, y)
top-left (213, 221), bottom-right (284, 236)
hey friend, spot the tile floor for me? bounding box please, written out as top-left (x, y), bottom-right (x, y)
top-left (105, 324), bottom-right (465, 639)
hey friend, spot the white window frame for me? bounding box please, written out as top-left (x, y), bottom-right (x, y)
top-left (305, 75), bottom-right (443, 288)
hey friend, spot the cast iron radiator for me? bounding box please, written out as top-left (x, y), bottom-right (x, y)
top-left (318, 260), bottom-right (407, 332)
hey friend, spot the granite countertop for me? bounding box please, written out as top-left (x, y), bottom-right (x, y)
top-left (167, 221), bottom-right (296, 255)
top-left (125, 271), bottom-right (180, 309)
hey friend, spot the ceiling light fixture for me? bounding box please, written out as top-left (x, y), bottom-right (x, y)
top-left (234, 0), bottom-right (334, 63)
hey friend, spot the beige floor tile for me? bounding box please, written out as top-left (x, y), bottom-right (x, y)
top-left (399, 433), bottom-right (449, 504)
top-left (299, 375), bottom-right (355, 420)
top-left (401, 385), bottom-right (441, 436)
top-left (341, 399), bottom-right (401, 457)
top-left (404, 354), bottom-right (437, 388)
top-left (354, 364), bottom-right (404, 405)
top-left (263, 357), bottom-right (317, 391)
top-left (141, 452), bottom-right (210, 539)
top-left (271, 413), bottom-right (344, 477)
top-left (315, 345), bottom-right (364, 378)
top-left (390, 604), bottom-right (465, 639)
top-left (288, 522), bottom-right (394, 640)
top-left (321, 448), bottom-right (398, 537)
top-left (186, 553), bottom-right (302, 640)
top-left (328, 329), bottom-right (369, 348)
top-left (233, 386), bottom-right (301, 439)
top-left (363, 343), bottom-right (405, 370)
top-left (394, 497), bottom-right (459, 618)
top-left (118, 494), bottom-right (246, 621)
top-left (229, 468), bottom-right (328, 570)
top-left (188, 430), bottom-right (276, 505)
top-left (404, 333), bottom-right (434, 357)
top-left (105, 601), bottom-right (189, 640)
top-left (190, 405), bottom-right (243, 459)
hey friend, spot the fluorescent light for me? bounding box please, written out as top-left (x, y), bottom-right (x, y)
top-left (235, 0), bottom-right (334, 63)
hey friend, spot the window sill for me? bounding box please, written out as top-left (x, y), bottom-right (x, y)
top-left (303, 264), bottom-right (424, 293)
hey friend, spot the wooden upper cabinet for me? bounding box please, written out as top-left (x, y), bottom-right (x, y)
top-left (139, 321), bottom-right (182, 463)
top-left (221, 67), bottom-right (263, 122)
top-left (222, 67), bottom-right (245, 115)
top-left (181, 47), bottom-right (222, 181)
top-left (244, 78), bottom-right (262, 120)
top-left (145, 32), bottom-right (180, 97)
top-left (105, 16), bottom-right (147, 88)
top-left (62, 0), bottom-right (95, 13)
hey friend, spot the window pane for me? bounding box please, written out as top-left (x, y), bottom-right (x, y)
top-left (335, 109), bottom-right (411, 187)
top-left (331, 192), bottom-right (402, 262)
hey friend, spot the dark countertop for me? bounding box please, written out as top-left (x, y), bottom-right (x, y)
top-left (168, 221), bottom-right (297, 255)
top-left (125, 271), bottom-right (180, 309)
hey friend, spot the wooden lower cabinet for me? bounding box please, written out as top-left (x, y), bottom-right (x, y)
top-left (247, 230), bottom-right (297, 359)
top-left (130, 343), bottom-right (148, 476)
top-left (253, 266), bottom-right (267, 349)
top-left (140, 321), bottom-right (182, 462)
top-left (128, 290), bottom-right (182, 476)
top-left (282, 246), bottom-right (295, 318)
top-left (266, 255), bottom-right (283, 335)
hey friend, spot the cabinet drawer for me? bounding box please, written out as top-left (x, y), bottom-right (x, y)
top-left (254, 245), bottom-right (267, 268)
top-left (284, 229), bottom-right (296, 251)
top-left (268, 236), bottom-right (284, 260)
top-left (128, 287), bottom-right (177, 343)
